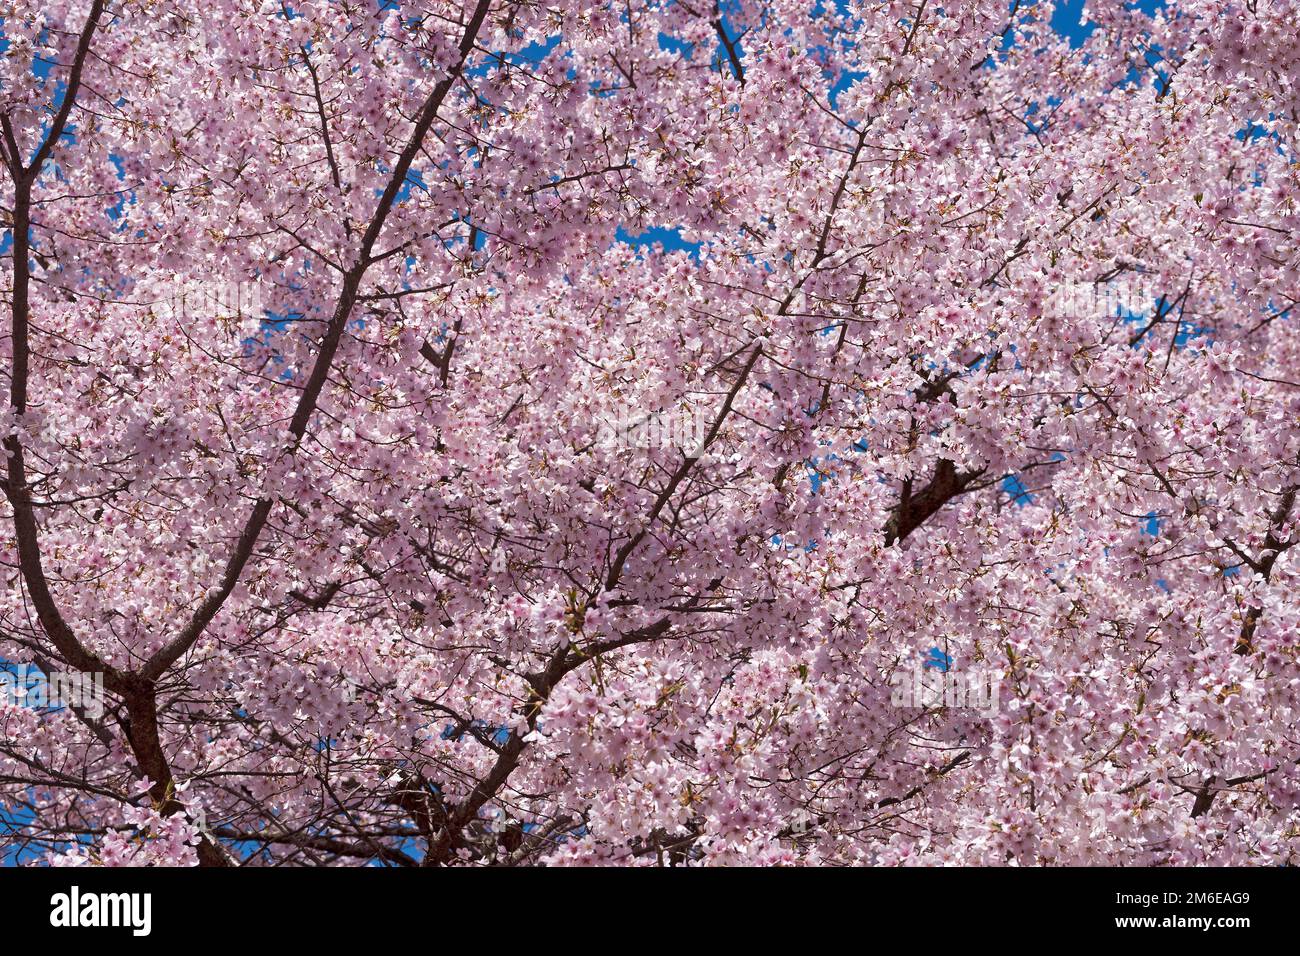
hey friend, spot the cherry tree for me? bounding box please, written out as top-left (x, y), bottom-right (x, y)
top-left (1, 0), bottom-right (1297, 866)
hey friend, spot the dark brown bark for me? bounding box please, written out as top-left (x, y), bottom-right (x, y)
top-left (885, 458), bottom-right (985, 546)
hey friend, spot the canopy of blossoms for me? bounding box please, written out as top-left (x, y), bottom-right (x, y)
top-left (1, 0), bottom-right (1297, 866)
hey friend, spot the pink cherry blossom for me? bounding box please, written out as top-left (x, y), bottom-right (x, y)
top-left (1, 0), bottom-right (1298, 867)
